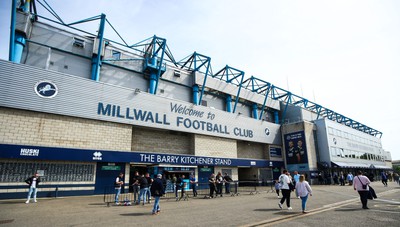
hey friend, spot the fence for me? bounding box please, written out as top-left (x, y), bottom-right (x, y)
top-left (103, 180), bottom-right (275, 206)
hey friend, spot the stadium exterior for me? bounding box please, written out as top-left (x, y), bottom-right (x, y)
top-left (0, 2), bottom-right (391, 199)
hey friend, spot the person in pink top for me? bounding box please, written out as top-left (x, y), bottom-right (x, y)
top-left (295, 174), bottom-right (312, 213)
top-left (353, 170), bottom-right (371, 209)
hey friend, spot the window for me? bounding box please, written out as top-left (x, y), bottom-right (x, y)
top-left (73, 37), bottom-right (85, 48)
top-left (112, 50), bottom-right (121, 60)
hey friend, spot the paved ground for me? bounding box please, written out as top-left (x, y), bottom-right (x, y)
top-left (0, 181), bottom-right (399, 227)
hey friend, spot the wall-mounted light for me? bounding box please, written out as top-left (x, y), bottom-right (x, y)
top-left (174, 70), bottom-right (181, 77)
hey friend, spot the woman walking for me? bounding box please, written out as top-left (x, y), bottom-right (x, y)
top-left (354, 170), bottom-right (371, 209)
top-left (295, 174), bottom-right (312, 213)
top-left (278, 169), bottom-right (293, 210)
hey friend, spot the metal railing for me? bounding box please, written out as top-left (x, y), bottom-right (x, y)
top-left (103, 180), bottom-right (275, 206)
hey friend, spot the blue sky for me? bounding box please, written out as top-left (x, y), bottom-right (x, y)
top-left (1, 0), bottom-right (399, 160)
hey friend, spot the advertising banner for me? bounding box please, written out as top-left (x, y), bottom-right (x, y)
top-left (283, 131), bottom-right (309, 172)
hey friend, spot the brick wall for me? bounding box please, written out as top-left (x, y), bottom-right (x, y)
top-left (237, 141), bottom-right (265, 159)
top-left (0, 107), bottom-right (132, 151)
top-left (131, 127), bottom-right (193, 154)
top-left (194, 134), bottom-right (237, 158)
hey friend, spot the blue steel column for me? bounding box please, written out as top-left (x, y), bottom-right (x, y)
top-left (274, 111), bottom-right (279, 124)
top-left (252, 103), bottom-right (258, 119)
top-left (149, 56), bottom-right (158, 94)
top-left (91, 14), bottom-right (106, 81)
top-left (13, 34), bottom-right (26, 63)
top-left (10, 0), bottom-right (27, 63)
top-left (151, 38), bottom-right (166, 94)
top-left (192, 84), bottom-right (199, 105)
top-left (226, 95), bottom-right (232, 112)
top-left (8, 0), bottom-right (17, 62)
top-left (198, 59), bottom-right (210, 105)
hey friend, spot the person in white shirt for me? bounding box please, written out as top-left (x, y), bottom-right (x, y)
top-left (278, 169), bottom-right (293, 210)
top-left (295, 174), bottom-right (312, 213)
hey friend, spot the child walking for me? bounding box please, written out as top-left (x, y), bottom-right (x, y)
top-left (274, 180), bottom-right (281, 198)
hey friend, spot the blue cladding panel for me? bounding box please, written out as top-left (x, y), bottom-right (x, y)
top-left (0, 144), bottom-right (284, 168)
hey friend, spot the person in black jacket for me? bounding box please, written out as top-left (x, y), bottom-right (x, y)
top-left (25, 173), bottom-right (41, 204)
top-left (150, 174), bottom-right (165, 215)
top-left (137, 174), bottom-right (149, 205)
top-left (223, 172), bottom-right (233, 194)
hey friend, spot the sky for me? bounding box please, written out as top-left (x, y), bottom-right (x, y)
top-left (1, 0), bottom-right (399, 160)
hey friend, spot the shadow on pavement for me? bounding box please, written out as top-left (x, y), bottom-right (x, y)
top-left (0, 201), bottom-right (24, 205)
top-left (334, 208), bottom-right (362, 212)
top-left (88, 203), bottom-right (106, 206)
top-left (120, 213), bottom-right (149, 217)
top-left (254, 208), bottom-right (282, 212)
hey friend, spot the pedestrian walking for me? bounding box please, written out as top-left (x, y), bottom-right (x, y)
top-left (354, 170), bottom-right (371, 209)
top-left (114, 173), bottom-right (124, 205)
top-left (295, 174), bottom-right (312, 213)
top-left (25, 173), bottom-right (41, 204)
top-left (278, 169), bottom-right (293, 210)
top-left (381, 171), bottom-right (388, 187)
top-left (150, 174), bottom-right (165, 215)
top-left (293, 171), bottom-right (300, 198)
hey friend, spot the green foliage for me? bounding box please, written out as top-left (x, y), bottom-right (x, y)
top-left (393, 165), bottom-right (400, 174)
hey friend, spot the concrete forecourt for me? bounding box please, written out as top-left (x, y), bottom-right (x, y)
top-left (0, 182), bottom-right (399, 227)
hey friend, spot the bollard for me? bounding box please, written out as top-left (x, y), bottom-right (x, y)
top-left (55, 186), bottom-right (59, 198)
